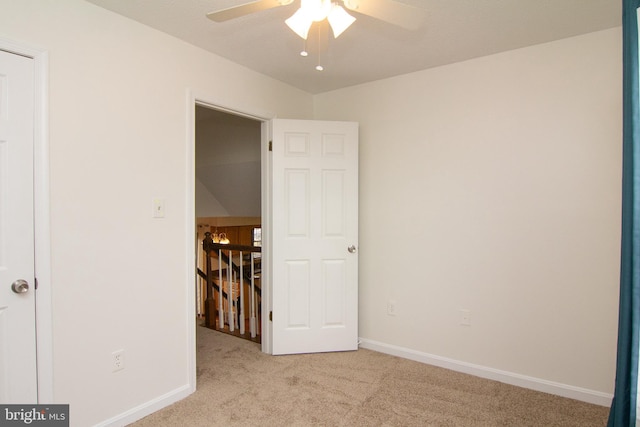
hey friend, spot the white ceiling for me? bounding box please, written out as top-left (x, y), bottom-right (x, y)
top-left (84, 0), bottom-right (620, 94)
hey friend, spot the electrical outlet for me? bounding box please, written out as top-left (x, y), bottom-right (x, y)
top-left (112, 349), bottom-right (125, 372)
top-left (459, 309), bottom-right (471, 326)
top-left (387, 300), bottom-right (397, 316)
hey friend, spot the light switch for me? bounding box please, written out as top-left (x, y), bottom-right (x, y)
top-left (152, 198), bottom-right (165, 218)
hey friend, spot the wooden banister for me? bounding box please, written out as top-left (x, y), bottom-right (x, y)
top-left (202, 232), bottom-right (262, 340)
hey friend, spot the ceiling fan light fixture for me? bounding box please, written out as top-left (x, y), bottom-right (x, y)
top-left (287, 0), bottom-right (355, 40)
top-left (327, 4), bottom-right (356, 38)
top-left (285, 7), bottom-right (314, 39)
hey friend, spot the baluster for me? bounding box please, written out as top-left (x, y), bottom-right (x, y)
top-left (196, 236), bottom-right (202, 317)
top-left (239, 251), bottom-right (245, 335)
top-left (218, 248), bottom-right (223, 330)
top-left (228, 250), bottom-right (234, 331)
top-left (250, 252), bottom-right (256, 338)
top-left (203, 232), bottom-right (214, 329)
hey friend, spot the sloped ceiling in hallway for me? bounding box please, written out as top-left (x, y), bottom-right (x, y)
top-left (196, 106), bottom-right (262, 217)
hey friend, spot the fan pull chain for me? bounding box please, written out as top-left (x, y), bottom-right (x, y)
top-left (316, 22), bottom-right (325, 71)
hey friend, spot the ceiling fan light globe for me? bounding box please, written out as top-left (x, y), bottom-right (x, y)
top-left (327, 4), bottom-right (356, 38)
top-left (301, 0), bottom-right (331, 21)
top-left (286, 8), bottom-right (314, 39)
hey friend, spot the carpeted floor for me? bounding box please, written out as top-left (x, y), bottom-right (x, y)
top-left (130, 326), bottom-right (609, 426)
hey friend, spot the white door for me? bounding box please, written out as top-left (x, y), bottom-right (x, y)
top-left (271, 119), bottom-right (358, 355)
top-left (0, 49), bottom-right (37, 403)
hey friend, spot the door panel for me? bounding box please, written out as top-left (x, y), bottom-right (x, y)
top-left (285, 260), bottom-right (310, 328)
top-left (271, 119), bottom-right (358, 355)
top-left (321, 259), bottom-right (346, 326)
top-left (0, 49), bottom-right (37, 403)
top-left (285, 169), bottom-right (309, 237)
top-left (323, 170), bottom-right (345, 236)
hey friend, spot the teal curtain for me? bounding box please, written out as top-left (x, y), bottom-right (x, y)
top-left (609, 0), bottom-right (640, 425)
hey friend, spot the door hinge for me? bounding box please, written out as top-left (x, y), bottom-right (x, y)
top-left (269, 311), bottom-right (273, 321)
top-left (269, 141), bottom-right (272, 152)
top-left (34, 277), bottom-right (38, 290)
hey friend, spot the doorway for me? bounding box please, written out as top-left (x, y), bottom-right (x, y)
top-left (194, 105), bottom-right (263, 343)
top-left (187, 103), bottom-right (273, 354)
top-left (186, 99), bottom-right (359, 385)
top-left (185, 96), bottom-right (273, 392)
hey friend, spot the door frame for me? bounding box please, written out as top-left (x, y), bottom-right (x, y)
top-left (0, 37), bottom-right (52, 403)
top-left (186, 90), bottom-right (275, 388)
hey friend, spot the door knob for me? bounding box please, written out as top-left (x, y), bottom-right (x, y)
top-left (348, 245), bottom-right (357, 254)
top-left (11, 279), bottom-right (29, 294)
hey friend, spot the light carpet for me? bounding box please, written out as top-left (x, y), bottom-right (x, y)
top-left (130, 326), bottom-right (608, 426)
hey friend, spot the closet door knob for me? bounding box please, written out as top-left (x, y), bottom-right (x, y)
top-left (11, 279), bottom-right (29, 294)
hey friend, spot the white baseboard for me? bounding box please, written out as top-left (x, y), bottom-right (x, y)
top-left (95, 383), bottom-right (194, 427)
top-left (358, 338), bottom-right (613, 407)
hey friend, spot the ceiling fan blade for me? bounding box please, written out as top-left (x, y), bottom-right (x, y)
top-left (207, 0), bottom-right (292, 22)
top-left (343, 0), bottom-right (426, 30)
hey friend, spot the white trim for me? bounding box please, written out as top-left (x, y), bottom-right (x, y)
top-left (0, 37), bottom-right (53, 404)
top-left (94, 384), bottom-right (192, 427)
top-left (260, 119), bottom-right (272, 355)
top-left (185, 92), bottom-right (197, 395)
top-left (358, 338), bottom-right (613, 407)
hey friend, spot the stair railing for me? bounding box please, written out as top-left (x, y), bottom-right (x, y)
top-left (202, 231), bottom-right (262, 339)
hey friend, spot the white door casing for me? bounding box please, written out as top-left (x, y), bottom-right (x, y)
top-left (271, 119), bottom-right (358, 355)
top-left (0, 49), bottom-right (38, 403)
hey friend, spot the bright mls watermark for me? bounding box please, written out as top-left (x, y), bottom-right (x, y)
top-left (0, 405), bottom-right (68, 426)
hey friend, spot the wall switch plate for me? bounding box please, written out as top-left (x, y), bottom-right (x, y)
top-left (459, 309), bottom-right (471, 326)
top-left (152, 198), bottom-right (165, 218)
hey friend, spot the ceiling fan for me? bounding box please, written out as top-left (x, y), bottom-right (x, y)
top-left (206, 0), bottom-right (426, 39)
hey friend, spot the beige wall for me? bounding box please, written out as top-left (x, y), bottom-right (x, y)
top-left (314, 28), bottom-right (621, 398)
top-left (196, 110), bottom-right (262, 217)
top-left (195, 178), bottom-right (229, 217)
top-left (0, 1), bottom-right (312, 426)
